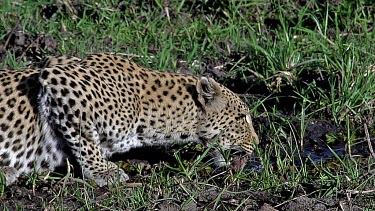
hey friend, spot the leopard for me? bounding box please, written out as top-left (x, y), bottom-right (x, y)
top-left (1, 53), bottom-right (259, 187)
top-left (0, 56), bottom-right (80, 186)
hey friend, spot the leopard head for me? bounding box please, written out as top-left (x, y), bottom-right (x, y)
top-left (195, 77), bottom-right (259, 160)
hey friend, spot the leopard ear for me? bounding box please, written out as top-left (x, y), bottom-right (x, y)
top-left (197, 77), bottom-right (227, 112)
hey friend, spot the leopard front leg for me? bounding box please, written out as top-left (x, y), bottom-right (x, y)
top-left (0, 166), bottom-right (20, 186)
top-left (65, 135), bottom-right (129, 187)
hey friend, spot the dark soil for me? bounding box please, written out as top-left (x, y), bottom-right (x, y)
top-left (1, 171), bottom-right (373, 210)
top-left (0, 25), bottom-right (58, 67)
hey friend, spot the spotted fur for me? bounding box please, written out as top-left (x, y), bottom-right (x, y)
top-left (0, 56), bottom-right (79, 186)
top-left (0, 53), bottom-right (259, 187)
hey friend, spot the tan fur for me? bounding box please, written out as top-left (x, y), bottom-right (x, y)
top-left (0, 53), bottom-right (259, 187)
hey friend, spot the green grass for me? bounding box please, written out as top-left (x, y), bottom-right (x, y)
top-left (1, 0), bottom-right (375, 209)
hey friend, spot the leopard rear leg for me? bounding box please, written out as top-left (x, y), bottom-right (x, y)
top-left (38, 72), bottom-right (128, 187)
top-left (40, 115), bottom-right (129, 187)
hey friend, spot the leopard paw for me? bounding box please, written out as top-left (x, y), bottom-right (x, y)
top-left (90, 167), bottom-right (129, 187)
top-left (0, 166), bottom-right (19, 186)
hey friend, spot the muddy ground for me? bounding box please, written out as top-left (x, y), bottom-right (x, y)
top-left (1, 176), bottom-right (373, 210)
top-left (0, 0), bottom-right (374, 210)
top-left (0, 147), bottom-right (373, 210)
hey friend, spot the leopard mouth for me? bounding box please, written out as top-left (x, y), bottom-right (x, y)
top-left (230, 145), bottom-right (250, 156)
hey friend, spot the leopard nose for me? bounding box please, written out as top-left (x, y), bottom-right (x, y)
top-left (242, 133), bottom-right (259, 153)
